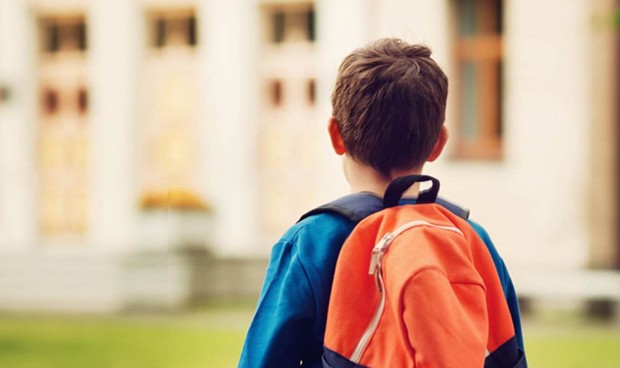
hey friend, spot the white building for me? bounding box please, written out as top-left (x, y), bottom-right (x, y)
top-left (0, 0), bottom-right (618, 312)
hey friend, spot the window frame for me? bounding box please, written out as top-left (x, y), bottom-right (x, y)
top-left (451, 0), bottom-right (504, 161)
top-left (147, 9), bottom-right (198, 49)
top-left (263, 2), bottom-right (316, 45)
top-left (39, 16), bottom-right (87, 54)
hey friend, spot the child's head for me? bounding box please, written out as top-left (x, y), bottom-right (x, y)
top-left (331, 38), bottom-right (448, 177)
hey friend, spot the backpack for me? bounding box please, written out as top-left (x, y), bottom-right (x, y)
top-left (316, 175), bottom-right (526, 368)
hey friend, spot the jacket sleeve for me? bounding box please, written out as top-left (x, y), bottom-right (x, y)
top-left (469, 219), bottom-right (526, 351)
top-left (238, 237), bottom-right (316, 368)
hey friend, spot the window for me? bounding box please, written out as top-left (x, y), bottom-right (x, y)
top-left (40, 17), bottom-right (87, 53)
top-left (259, 3), bottom-right (320, 238)
top-left (40, 87), bottom-right (89, 117)
top-left (267, 5), bottom-right (315, 43)
top-left (140, 9), bottom-right (203, 214)
top-left (150, 11), bottom-right (197, 48)
top-left (453, 0), bottom-right (503, 160)
top-left (37, 14), bottom-right (90, 237)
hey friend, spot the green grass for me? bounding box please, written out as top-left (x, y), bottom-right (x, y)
top-left (524, 311), bottom-right (620, 368)
top-left (0, 304), bottom-right (619, 367)
top-left (527, 335), bottom-right (620, 368)
top-left (0, 303), bottom-right (253, 368)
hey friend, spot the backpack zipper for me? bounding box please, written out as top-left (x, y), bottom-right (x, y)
top-left (349, 220), bottom-right (463, 364)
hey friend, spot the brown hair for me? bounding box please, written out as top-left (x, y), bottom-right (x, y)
top-left (331, 38), bottom-right (448, 176)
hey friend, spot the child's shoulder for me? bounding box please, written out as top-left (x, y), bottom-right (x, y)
top-left (283, 209), bottom-right (356, 244)
top-left (276, 194), bottom-right (380, 254)
top-left (270, 211), bottom-right (357, 271)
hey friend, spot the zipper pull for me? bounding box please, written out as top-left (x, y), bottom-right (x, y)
top-left (368, 233), bottom-right (393, 275)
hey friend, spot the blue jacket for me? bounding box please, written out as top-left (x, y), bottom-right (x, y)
top-left (239, 199), bottom-right (525, 368)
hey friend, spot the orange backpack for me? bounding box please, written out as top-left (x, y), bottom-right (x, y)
top-left (322, 175), bottom-right (526, 368)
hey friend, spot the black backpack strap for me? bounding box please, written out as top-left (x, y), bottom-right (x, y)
top-left (383, 175), bottom-right (440, 207)
top-left (299, 184), bottom-right (471, 224)
top-left (383, 175), bottom-right (470, 220)
top-left (298, 192), bottom-right (384, 224)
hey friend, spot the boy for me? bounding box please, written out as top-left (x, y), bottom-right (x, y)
top-left (239, 38), bottom-right (524, 368)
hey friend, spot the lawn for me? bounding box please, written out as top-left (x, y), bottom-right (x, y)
top-left (523, 311), bottom-right (620, 368)
top-left (0, 303), bottom-right (619, 368)
top-left (0, 302), bottom-right (253, 368)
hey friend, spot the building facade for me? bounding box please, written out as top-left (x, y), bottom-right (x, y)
top-left (0, 0), bottom-right (618, 311)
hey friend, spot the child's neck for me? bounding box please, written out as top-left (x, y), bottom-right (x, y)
top-left (344, 156), bottom-right (422, 197)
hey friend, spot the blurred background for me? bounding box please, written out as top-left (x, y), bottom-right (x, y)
top-left (0, 0), bottom-right (619, 367)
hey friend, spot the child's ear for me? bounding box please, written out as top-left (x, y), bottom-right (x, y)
top-left (427, 125), bottom-right (449, 163)
top-left (328, 117), bottom-right (347, 155)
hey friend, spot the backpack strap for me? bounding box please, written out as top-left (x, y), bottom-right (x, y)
top-left (436, 196), bottom-right (470, 220)
top-left (298, 192), bottom-right (470, 223)
top-left (383, 175), bottom-right (440, 207)
top-left (384, 175), bottom-right (470, 220)
top-left (298, 192), bottom-right (384, 223)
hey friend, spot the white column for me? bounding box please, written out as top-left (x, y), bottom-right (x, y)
top-left (198, 0), bottom-right (260, 256)
top-left (88, 0), bottom-right (141, 252)
top-left (0, 0), bottom-right (38, 251)
top-left (316, 0), bottom-right (372, 201)
top-left (497, 0), bottom-right (591, 268)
